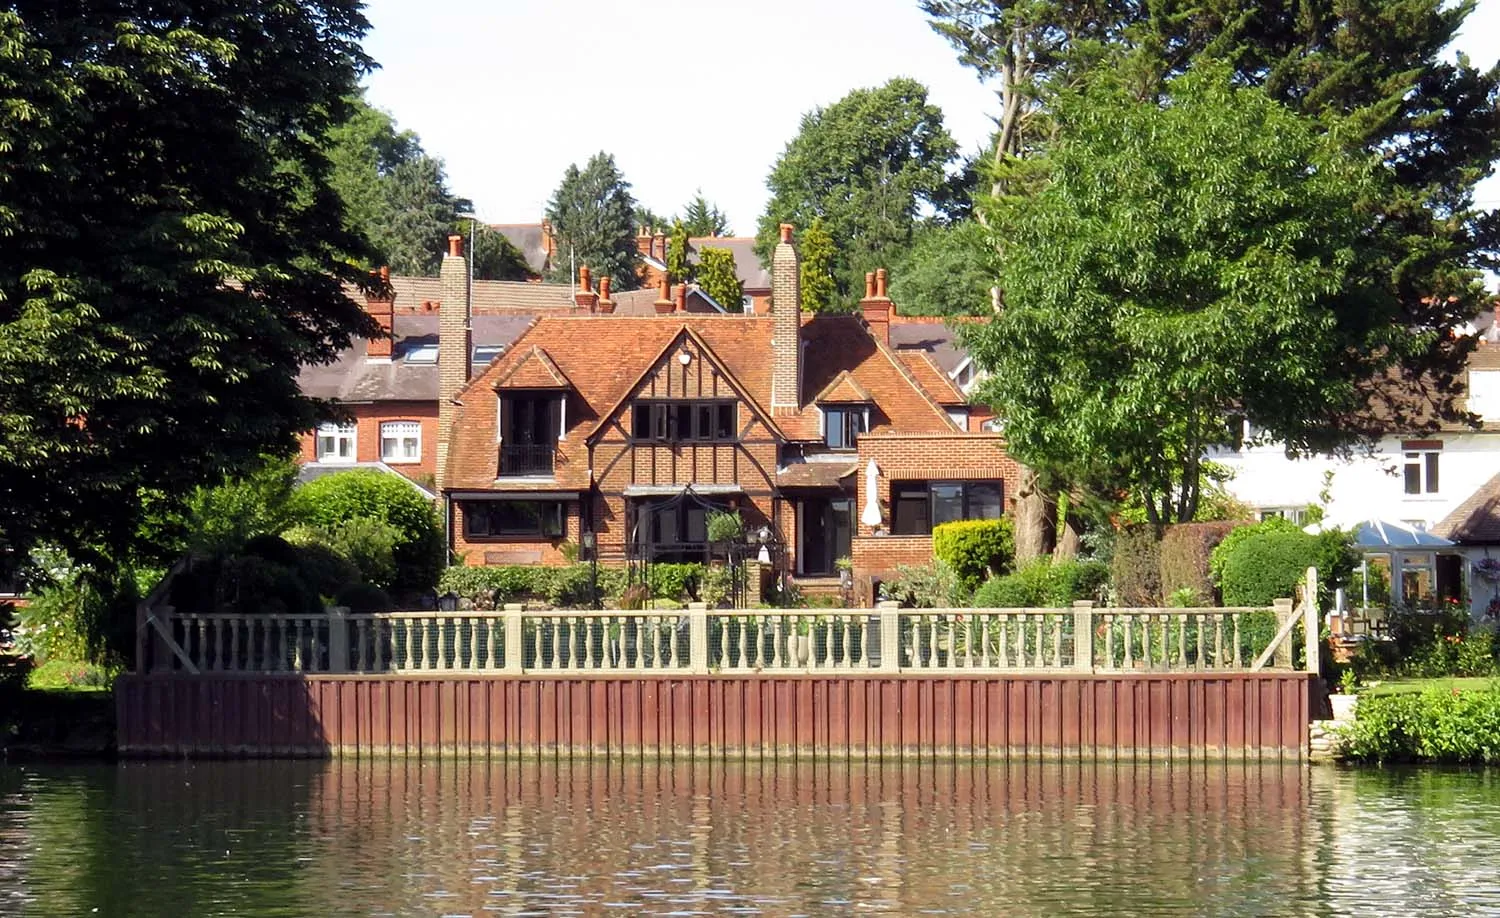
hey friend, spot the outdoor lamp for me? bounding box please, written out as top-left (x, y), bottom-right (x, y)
top-left (756, 526), bottom-right (772, 564)
top-left (580, 531), bottom-right (596, 560)
top-left (437, 591), bottom-right (459, 612)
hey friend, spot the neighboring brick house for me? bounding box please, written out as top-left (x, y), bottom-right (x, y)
top-left (294, 262), bottom-right (581, 485)
top-left (437, 225), bottom-right (1021, 590)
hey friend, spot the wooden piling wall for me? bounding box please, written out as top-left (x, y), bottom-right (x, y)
top-left (114, 672), bottom-right (1312, 760)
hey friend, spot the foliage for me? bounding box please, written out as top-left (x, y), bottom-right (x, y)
top-left (648, 564), bottom-right (703, 602)
top-left (26, 658), bottom-right (113, 691)
top-left (1110, 527), bottom-right (1162, 607)
top-left (288, 470), bottom-right (443, 591)
top-left (463, 221), bottom-right (532, 281)
top-left (701, 565), bottom-right (734, 608)
top-left (1159, 522), bottom-right (1243, 606)
top-left (378, 154), bottom-right (464, 276)
top-left (756, 79), bottom-right (961, 307)
top-left (1341, 685), bottom-right (1500, 764)
top-left (181, 457), bottom-right (300, 557)
top-left (965, 63), bottom-right (1399, 526)
top-left (545, 152), bottom-right (640, 289)
top-left (619, 584), bottom-right (651, 611)
top-left (889, 220), bottom-right (995, 316)
top-left (0, 652), bottom-right (31, 701)
top-left (438, 564), bottom-right (637, 610)
top-left (1217, 528), bottom-right (1315, 608)
top-left (322, 517), bottom-right (401, 589)
top-left (667, 220), bottom-right (693, 284)
top-left (11, 547), bottom-right (136, 666)
top-left (0, 2), bottom-right (379, 572)
top-left (697, 248), bottom-right (744, 313)
top-left (333, 582), bottom-right (393, 613)
top-left (679, 191), bottom-right (731, 237)
top-left (932, 518), bottom-right (1015, 593)
top-left (278, 526), bottom-right (363, 597)
top-left (797, 217), bottom-right (838, 314)
top-left (1212, 517), bottom-right (1356, 607)
top-left (972, 557), bottom-right (1108, 608)
top-left (881, 560), bottom-right (963, 608)
top-left (705, 511), bottom-right (744, 545)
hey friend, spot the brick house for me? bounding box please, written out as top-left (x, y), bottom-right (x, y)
top-left (437, 225), bottom-right (1021, 591)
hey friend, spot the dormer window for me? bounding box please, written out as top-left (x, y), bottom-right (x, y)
top-left (824, 407), bottom-right (868, 450)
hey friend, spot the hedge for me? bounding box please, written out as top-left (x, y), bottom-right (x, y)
top-left (287, 470), bottom-right (444, 591)
top-left (1110, 526), bottom-right (1161, 606)
top-left (971, 558), bottom-right (1110, 609)
top-left (932, 519), bottom-right (1015, 593)
top-left (1159, 521), bottom-right (1243, 605)
top-left (438, 564), bottom-right (710, 608)
top-left (1212, 517), bottom-right (1355, 607)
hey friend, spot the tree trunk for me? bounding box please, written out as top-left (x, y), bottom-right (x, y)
top-left (1054, 507), bottom-right (1083, 560)
top-left (1013, 469), bottom-right (1057, 563)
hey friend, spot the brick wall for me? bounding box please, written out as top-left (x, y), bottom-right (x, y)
top-left (297, 402), bottom-right (439, 486)
top-left (854, 432), bottom-right (1022, 539)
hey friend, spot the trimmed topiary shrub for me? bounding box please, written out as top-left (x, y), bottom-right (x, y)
top-left (288, 470), bottom-right (443, 591)
top-left (933, 518), bottom-right (1015, 593)
top-left (1160, 521), bottom-right (1243, 605)
top-left (1110, 526), bottom-right (1162, 606)
top-left (1217, 526), bottom-right (1313, 607)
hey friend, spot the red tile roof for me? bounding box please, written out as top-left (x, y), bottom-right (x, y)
top-left (494, 345), bottom-right (571, 389)
top-left (445, 313), bottom-right (961, 490)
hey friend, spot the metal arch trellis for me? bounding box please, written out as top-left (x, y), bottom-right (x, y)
top-left (625, 485), bottom-right (783, 610)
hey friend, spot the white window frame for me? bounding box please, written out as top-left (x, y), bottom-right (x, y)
top-left (315, 422), bottom-right (357, 464)
top-left (380, 421), bottom-right (421, 465)
top-left (1403, 450), bottom-right (1440, 496)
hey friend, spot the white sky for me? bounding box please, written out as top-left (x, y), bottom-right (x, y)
top-left (362, 0), bottom-right (1499, 236)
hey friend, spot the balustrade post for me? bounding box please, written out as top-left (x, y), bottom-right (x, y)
top-left (1072, 601), bottom-right (1095, 673)
top-left (502, 609), bottom-right (524, 674)
top-left (1303, 566), bottom-right (1321, 677)
top-left (1273, 598), bottom-right (1295, 670)
top-left (326, 606), bottom-right (350, 673)
top-left (688, 604), bottom-right (709, 674)
top-left (877, 601), bottom-right (901, 673)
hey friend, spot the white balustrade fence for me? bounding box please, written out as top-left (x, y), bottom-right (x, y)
top-left (154, 597), bottom-right (1315, 677)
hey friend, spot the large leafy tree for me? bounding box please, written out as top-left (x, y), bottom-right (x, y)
top-left (0, 1), bottom-right (377, 576)
top-left (755, 79), bottom-right (959, 307)
top-left (680, 191), bottom-right (731, 237)
top-left (890, 221), bottom-right (995, 316)
top-left (964, 64), bottom-right (1412, 527)
top-left (929, 0), bottom-right (1500, 548)
top-left (666, 220), bottom-right (692, 284)
top-left (546, 152), bottom-right (640, 289)
top-left (797, 218), bottom-right (838, 314)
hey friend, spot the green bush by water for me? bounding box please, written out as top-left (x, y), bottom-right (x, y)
top-left (932, 519), bottom-right (1014, 593)
top-left (972, 558), bottom-right (1109, 609)
top-left (1342, 684), bottom-right (1500, 764)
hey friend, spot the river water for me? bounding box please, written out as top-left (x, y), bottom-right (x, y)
top-left (2, 759), bottom-right (1499, 916)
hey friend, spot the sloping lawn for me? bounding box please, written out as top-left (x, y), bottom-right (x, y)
top-left (1362, 677), bottom-right (1500, 697)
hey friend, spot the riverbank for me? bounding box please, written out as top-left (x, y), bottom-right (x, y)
top-left (0, 688), bottom-right (115, 760)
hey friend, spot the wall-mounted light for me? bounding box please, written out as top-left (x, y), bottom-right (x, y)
top-left (677, 349), bottom-right (692, 366)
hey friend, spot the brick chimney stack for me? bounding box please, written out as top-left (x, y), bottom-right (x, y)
top-left (574, 265), bottom-right (599, 312)
top-left (861, 267), bottom-right (893, 346)
top-left (436, 234), bottom-right (470, 495)
top-left (654, 276), bottom-right (674, 314)
top-left (598, 275), bottom-right (615, 314)
top-left (365, 265), bottom-right (395, 360)
top-left (770, 223), bottom-right (801, 413)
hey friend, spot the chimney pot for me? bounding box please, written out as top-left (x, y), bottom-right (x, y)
top-left (654, 276), bottom-right (674, 314)
top-left (875, 268), bottom-right (888, 299)
top-left (379, 265), bottom-right (391, 284)
top-left (779, 223), bottom-right (794, 244)
top-left (675, 284), bottom-right (687, 313)
top-left (864, 272), bottom-right (876, 300)
top-left (579, 265), bottom-right (592, 293)
top-left (447, 234), bottom-right (464, 258)
top-left (599, 275), bottom-right (612, 300)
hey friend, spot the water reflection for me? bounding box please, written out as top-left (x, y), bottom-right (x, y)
top-left (3, 758), bottom-right (1500, 916)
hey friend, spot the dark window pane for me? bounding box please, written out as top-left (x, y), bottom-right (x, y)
top-left (1426, 452), bottom-right (1440, 493)
top-left (464, 501), bottom-right (563, 538)
top-left (1404, 457), bottom-right (1421, 495)
top-left (930, 483), bottom-right (964, 527)
top-left (632, 404), bottom-right (650, 439)
top-left (892, 484), bottom-right (930, 535)
top-left (716, 403), bottom-right (735, 439)
top-left (967, 483), bottom-right (1003, 519)
top-left (695, 404), bottom-right (713, 440)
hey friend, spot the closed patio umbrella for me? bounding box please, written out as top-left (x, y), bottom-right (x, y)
top-left (861, 459), bottom-right (883, 529)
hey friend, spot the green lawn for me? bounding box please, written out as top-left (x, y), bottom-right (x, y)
top-left (25, 659), bottom-right (114, 693)
top-left (1362, 677), bottom-right (1500, 697)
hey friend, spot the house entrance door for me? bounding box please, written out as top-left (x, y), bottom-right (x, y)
top-left (798, 498), bottom-right (852, 576)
